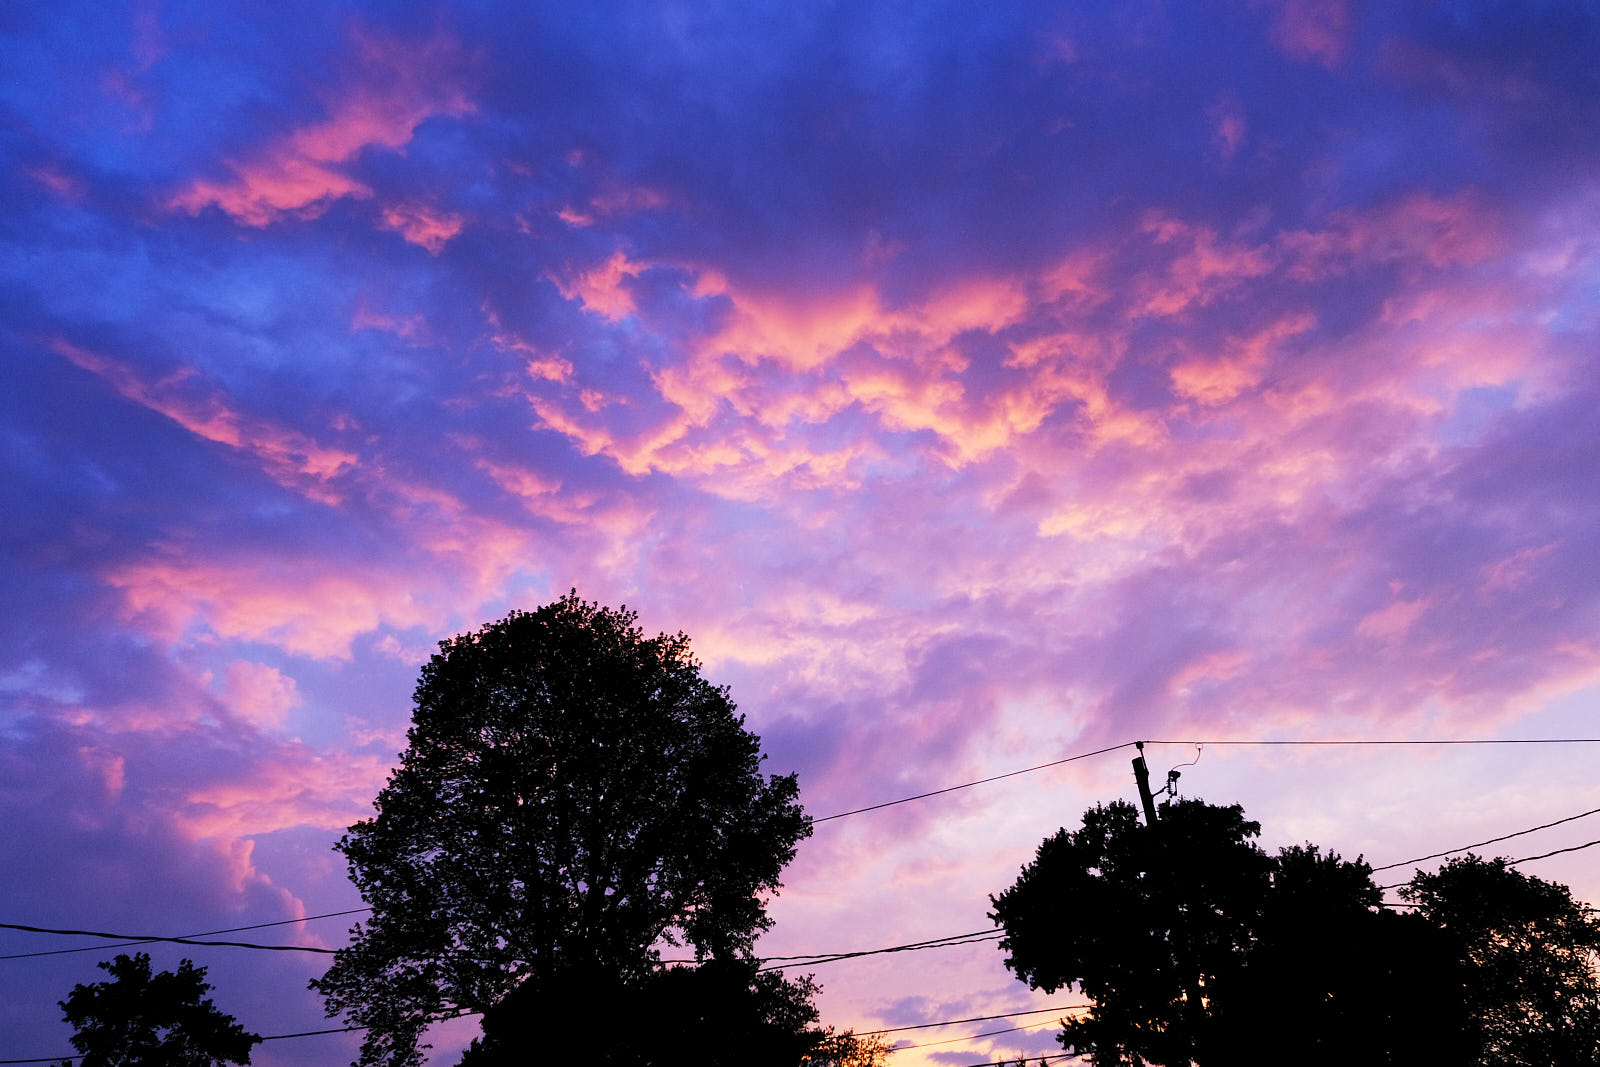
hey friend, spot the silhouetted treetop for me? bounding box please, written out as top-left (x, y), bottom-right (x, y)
top-left (990, 798), bottom-right (1468, 1066)
top-left (312, 593), bottom-right (812, 1067)
top-left (1403, 854), bottom-right (1600, 1066)
top-left (57, 952), bottom-right (260, 1067)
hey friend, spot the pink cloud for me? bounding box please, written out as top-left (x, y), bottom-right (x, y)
top-left (108, 558), bottom-right (436, 659)
top-left (179, 743), bottom-right (392, 839)
top-left (1207, 94), bottom-right (1247, 163)
top-left (51, 339), bottom-right (357, 498)
top-left (1376, 35), bottom-right (1541, 102)
top-left (1355, 596), bottom-right (1430, 640)
top-left (1170, 312), bottom-right (1316, 405)
top-left (218, 661), bottom-right (302, 730)
top-left (1283, 191), bottom-right (1504, 280)
top-left (1135, 215), bottom-right (1276, 316)
top-left (352, 303), bottom-right (434, 344)
top-left (551, 249), bottom-right (649, 320)
top-left (169, 29), bottom-right (472, 226)
top-left (28, 164), bottom-right (87, 200)
top-left (380, 202), bottom-right (465, 253)
top-left (1261, 0), bottom-right (1352, 68)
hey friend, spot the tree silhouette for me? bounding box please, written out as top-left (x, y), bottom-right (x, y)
top-left (1403, 854), bottom-right (1600, 1066)
top-left (56, 952), bottom-right (260, 1067)
top-left (311, 594), bottom-right (814, 1066)
top-left (989, 798), bottom-right (1468, 1065)
top-left (458, 958), bottom-right (889, 1065)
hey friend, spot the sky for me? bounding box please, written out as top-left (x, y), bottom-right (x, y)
top-left (2, 0), bottom-right (1599, 1062)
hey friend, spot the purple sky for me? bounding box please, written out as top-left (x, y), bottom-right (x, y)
top-left (3, 2), bottom-right (1599, 1063)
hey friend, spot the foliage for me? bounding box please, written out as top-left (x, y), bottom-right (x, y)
top-left (989, 798), bottom-right (1468, 1066)
top-left (56, 952), bottom-right (260, 1067)
top-left (989, 799), bottom-right (1272, 1065)
top-left (457, 958), bottom-right (888, 1066)
top-left (312, 594), bottom-right (812, 1066)
top-left (1402, 854), bottom-right (1600, 1066)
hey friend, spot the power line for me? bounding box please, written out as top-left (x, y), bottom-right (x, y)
top-left (748, 929), bottom-right (998, 964)
top-left (7, 735), bottom-right (1598, 976)
top-left (812, 742), bottom-right (1136, 822)
top-left (758, 931), bottom-right (1004, 972)
top-left (1371, 804), bottom-right (1600, 872)
top-left (0, 908), bottom-right (371, 961)
top-left (0, 914), bottom-right (1005, 972)
top-left (813, 736), bottom-right (1600, 824)
top-left (888, 1012), bottom-right (1087, 1053)
top-left (0, 1011), bottom-right (483, 1064)
top-left (860, 1003), bottom-right (1090, 1037)
top-left (1379, 837), bottom-right (1600, 890)
top-left (0, 921), bottom-right (336, 955)
top-left (1502, 836), bottom-right (1600, 867)
top-left (1148, 737), bottom-right (1600, 746)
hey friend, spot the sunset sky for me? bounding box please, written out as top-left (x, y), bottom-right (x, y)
top-left (3, 1), bottom-right (1600, 1063)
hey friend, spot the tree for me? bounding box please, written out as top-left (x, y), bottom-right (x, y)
top-left (56, 952), bottom-right (260, 1067)
top-left (1402, 854), bottom-right (1600, 1066)
top-left (311, 594), bottom-right (814, 1066)
top-left (458, 958), bottom-right (890, 1066)
top-left (989, 798), bottom-right (1467, 1066)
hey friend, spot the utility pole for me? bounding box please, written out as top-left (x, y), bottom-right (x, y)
top-left (1131, 741), bottom-right (1159, 825)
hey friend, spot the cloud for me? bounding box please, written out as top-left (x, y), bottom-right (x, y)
top-left (379, 202), bottom-right (465, 253)
top-left (178, 742), bottom-right (391, 840)
top-left (1261, 0), bottom-right (1352, 68)
top-left (551, 250), bottom-right (649, 321)
top-left (51, 339), bottom-right (357, 500)
top-left (217, 661), bottom-right (302, 730)
top-left (106, 557), bottom-right (434, 660)
top-left (169, 28), bottom-right (472, 226)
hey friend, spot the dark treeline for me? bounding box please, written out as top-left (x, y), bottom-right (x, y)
top-left (990, 797), bottom-right (1600, 1066)
top-left (48, 597), bottom-right (1600, 1066)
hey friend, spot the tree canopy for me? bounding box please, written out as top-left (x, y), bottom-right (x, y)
top-left (56, 952), bottom-right (260, 1067)
top-left (989, 798), bottom-right (1469, 1066)
top-left (311, 594), bottom-right (814, 1066)
top-left (1402, 854), bottom-right (1600, 1066)
top-left (457, 958), bottom-right (890, 1066)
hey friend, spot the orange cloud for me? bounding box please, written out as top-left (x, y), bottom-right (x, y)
top-left (1170, 312), bottom-right (1316, 405)
top-left (170, 30), bottom-right (472, 226)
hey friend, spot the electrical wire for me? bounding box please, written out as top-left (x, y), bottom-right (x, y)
top-left (1505, 836), bottom-right (1600, 866)
top-left (0, 1011), bottom-right (484, 1064)
top-left (1148, 737), bottom-right (1600, 746)
top-left (811, 743), bottom-right (1136, 822)
top-left (748, 929), bottom-right (1000, 964)
top-left (0, 909), bottom-right (371, 961)
top-left (758, 931), bottom-right (1004, 972)
top-left (1371, 805), bottom-right (1600, 871)
top-left (9, 733), bottom-right (1596, 956)
top-left (887, 1012), bottom-right (1087, 1053)
top-left (860, 1003), bottom-right (1089, 1037)
top-left (813, 736), bottom-right (1600, 823)
top-left (0, 921), bottom-right (336, 955)
top-left (1378, 836), bottom-right (1600, 890)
